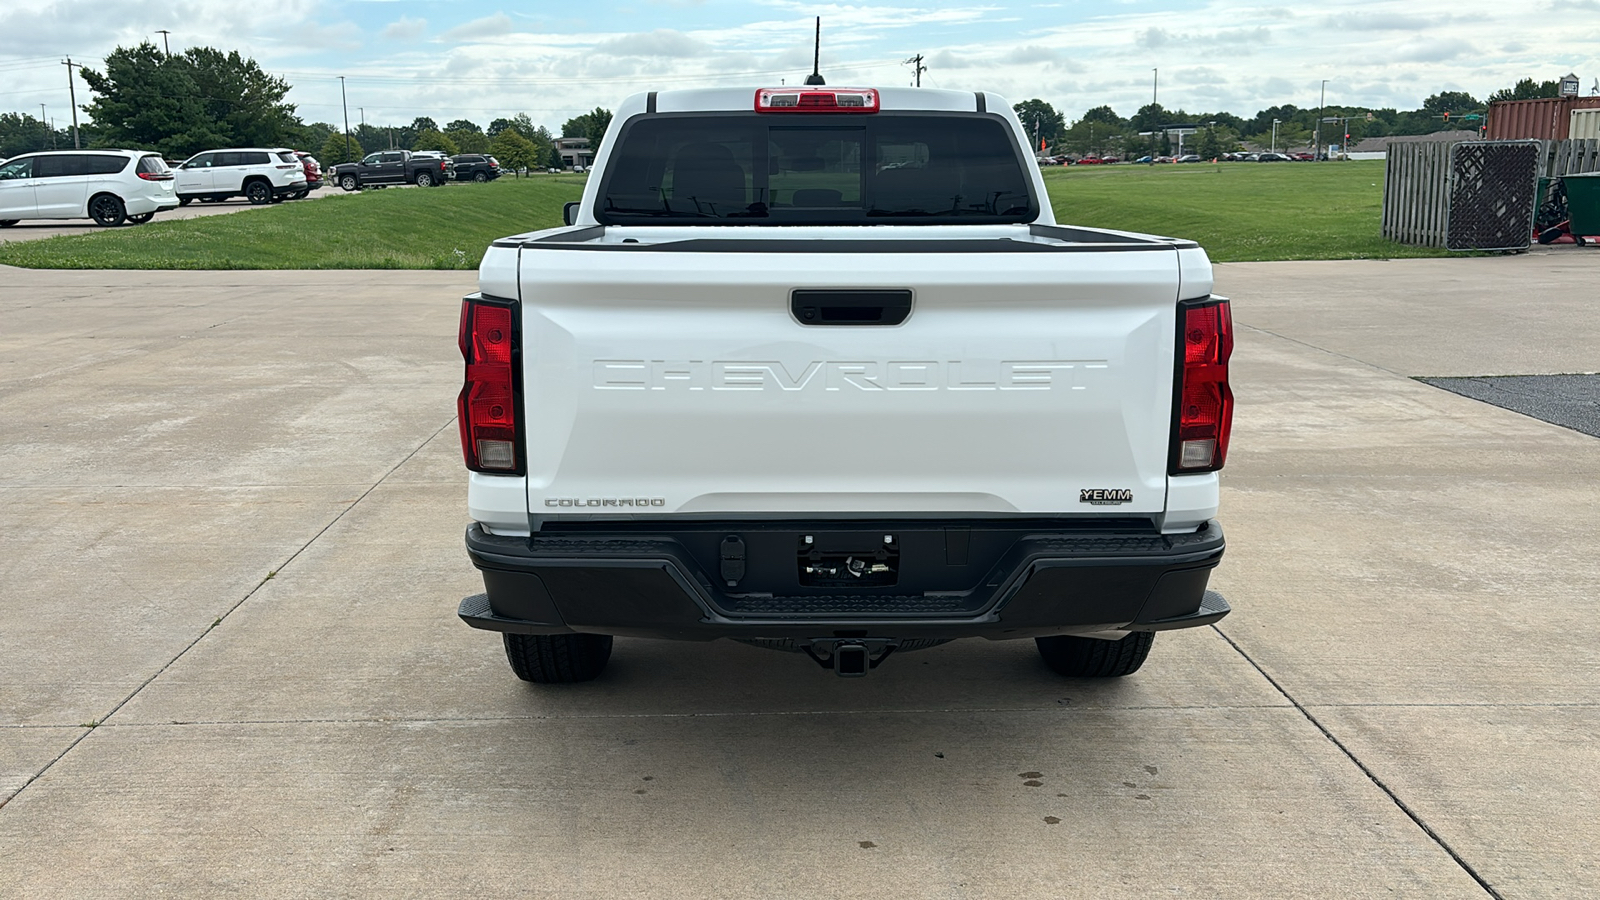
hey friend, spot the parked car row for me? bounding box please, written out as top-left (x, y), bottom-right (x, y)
top-left (330, 150), bottom-right (505, 190)
top-left (0, 143), bottom-right (511, 229)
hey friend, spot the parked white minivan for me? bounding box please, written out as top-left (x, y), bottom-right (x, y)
top-left (0, 150), bottom-right (178, 228)
top-left (174, 148), bottom-right (307, 205)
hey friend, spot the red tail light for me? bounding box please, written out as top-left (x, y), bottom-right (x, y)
top-left (137, 172), bottom-right (174, 181)
top-left (458, 296), bottom-right (520, 473)
top-left (1170, 298), bottom-right (1233, 473)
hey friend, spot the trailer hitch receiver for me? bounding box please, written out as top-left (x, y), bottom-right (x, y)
top-left (802, 639), bottom-right (897, 677)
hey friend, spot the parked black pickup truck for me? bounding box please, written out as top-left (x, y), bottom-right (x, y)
top-left (451, 154), bottom-right (503, 182)
top-left (331, 150), bottom-right (450, 190)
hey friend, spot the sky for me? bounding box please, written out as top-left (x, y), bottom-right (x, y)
top-left (2, 0), bottom-right (1598, 133)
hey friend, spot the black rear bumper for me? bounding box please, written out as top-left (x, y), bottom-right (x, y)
top-left (461, 519), bottom-right (1227, 641)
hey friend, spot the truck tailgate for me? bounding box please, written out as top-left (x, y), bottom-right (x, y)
top-left (518, 244), bottom-right (1181, 517)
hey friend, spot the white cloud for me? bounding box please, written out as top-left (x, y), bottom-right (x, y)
top-left (438, 13), bottom-right (514, 43)
top-left (593, 29), bottom-right (708, 58)
top-left (382, 16), bottom-right (427, 41)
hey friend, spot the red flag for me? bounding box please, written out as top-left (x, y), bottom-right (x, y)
top-left (1040, 137), bottom-right (1046, 151)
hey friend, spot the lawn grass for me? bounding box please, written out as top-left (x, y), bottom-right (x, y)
top-left (1043, 160), bottom-right (1449, 262)
top-left (0, 162), bottom-right (1446, 269)
top-left (0, 175), bottom-right (586, 270)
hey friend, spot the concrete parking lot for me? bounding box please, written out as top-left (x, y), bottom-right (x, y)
top-left (1, 254), bottom-right (1596, 897)
top-left (0, 187), bottom-right (349, 244)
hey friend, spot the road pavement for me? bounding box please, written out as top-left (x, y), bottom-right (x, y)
top-left (0, 255), bottom-right (1596, 897)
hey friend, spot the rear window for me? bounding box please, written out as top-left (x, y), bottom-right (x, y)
top-left (598, 113), bottom-right (1036, 225)
top-left (137, 156), bottom-right (169, 175)
top-left (244, 151), bottom-right (271, 165)
top-left (276, 151), bottom-right (298, 163)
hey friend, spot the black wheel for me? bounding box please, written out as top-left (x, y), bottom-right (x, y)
top-left (89, 194), bottom-right (127, 227)
top-left (339, 174), bottom-right (359, 191)
top-left (1036, 631), bottom-right (1154, 678)
top-left (127, 212), bottom-right (155, 224)
top-left (503, 633), bottom-right (613, 683)
top-left (473, 171), bottom-right (489, 183)
top-left (245, 181), bottom-right (272, 205)
top-left (291, 190), bottom-right (309, 200)
top-left (178, 196), bottom-right (193, 207)
top-left (416, 170), bottom-right (435, 188)
top-left (0, 220), bottom-right (18, 227)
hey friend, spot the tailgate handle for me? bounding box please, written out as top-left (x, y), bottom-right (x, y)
top-left (791, 290), bottom-right (913, 326)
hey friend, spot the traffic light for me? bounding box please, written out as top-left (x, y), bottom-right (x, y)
top-left (1443, 111), bottom-right (1450, 123)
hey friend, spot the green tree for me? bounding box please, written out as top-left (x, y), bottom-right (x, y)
top-left (546, 144), bottom-right (565, 170)
top-left (78, 43), bottom-right (301, 157)
top-left (1489, 78), bottom-right (1562, 103)
top-left (561, 107), bottom-right (613, 142)
top-left (412, 129), bottom-right (459, 155)
top-left (318, 132), bottom-right (362, 165)
top-left (79, 43), bottom-right (226, 156)
top-left (490, 128), bottom-right (539, 176)
top-left (1079, 105), bottom-right (1124, 127)
top-left (1422, 91), bottom-right (1482, 115)
top-left (182, 46), bottom-right (299, 147)
top-left (446, 120), bottom-right (489, 153)
top-left (1011, 99), bottom-right (1064, 149)
top-left (0, 112), bottom-right (70, 157)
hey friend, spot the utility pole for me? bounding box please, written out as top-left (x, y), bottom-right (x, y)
top-left (1152, 68), bottom-right (1158, 107)
top-left (340, 76), bottom-right (352, 163)
top-left (1315, 79), bottom-right (1327, 161)
top-left (156, 30), bottom-right (171, 56)
top-left (359, 107), bottom-right (365, 129)
top-left (62, 57), bottom-right (81, 148)
top-left (1271, 118), bottom-right (1280, 154)
top-left (804, 17), bottom-right (825, 85)
top-left (903, 53), bottom-right (926, 87)
top-left (40, 104), bottom-right (48, 150)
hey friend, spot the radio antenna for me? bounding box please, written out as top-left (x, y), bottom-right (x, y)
top-left (805, 17), bottom-right (826, 85)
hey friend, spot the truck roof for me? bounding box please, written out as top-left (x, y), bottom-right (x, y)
top-left (622, 86), bottom-right (994, 116)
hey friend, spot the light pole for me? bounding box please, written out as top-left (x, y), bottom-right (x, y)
top-left (156, 30), bottom-right (171, 55)
top-left (1315, 79), bottom-right (1328, 161)
top-left (1271, 118), bottom-right (1281, 154)
top-left (339, 76), bottom-right (352, 163)
top-left (39, 104), bottom-right (47, 150)
top-left (1152, 68), bottom-right (1158, 107)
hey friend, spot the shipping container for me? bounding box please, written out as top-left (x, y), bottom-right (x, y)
top-left (1487, 97), bottom-right (1600, 141)
top-left (1571, 109), bottom-right (1600, 141)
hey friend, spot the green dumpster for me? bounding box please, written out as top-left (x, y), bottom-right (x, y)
top-left (1563, 172), bottom-right (1600, 237)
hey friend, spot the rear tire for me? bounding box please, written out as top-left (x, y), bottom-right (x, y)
top-left (416, 171), bottom-right (435, 188)
top-left (127, 212), bottom-right (155, 224)
top-left (88, 194), bottom-right (127, 227)
top-left (1036, 631), bottom-right (1154, 678)
top-left (503, 633), bottom-right (613, 683)
top-left (177, 197), bottom-right (193, 207)
top-left (245, 180), bottom-right (272, 205)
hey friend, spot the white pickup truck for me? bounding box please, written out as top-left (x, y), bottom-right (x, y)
top-left (456, 86), bottom-right (1234, 682)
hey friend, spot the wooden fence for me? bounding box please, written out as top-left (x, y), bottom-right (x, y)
top-left (1381, 139), bottom-right (1600, 247)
